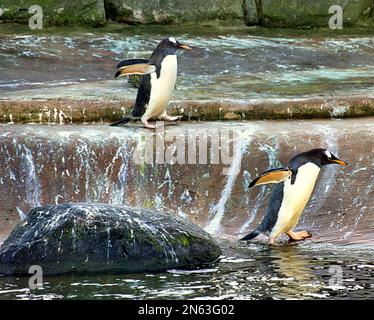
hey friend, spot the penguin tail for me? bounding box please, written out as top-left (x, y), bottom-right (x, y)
top-left (240, 228), bottom-right (261, 241)
top-left (110, 116), bottom-right (131, 127)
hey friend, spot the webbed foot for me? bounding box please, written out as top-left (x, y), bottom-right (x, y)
top-left (161, 115), bottom-right (183, 121)
top-left (286, 230), bottom-right (312, 242)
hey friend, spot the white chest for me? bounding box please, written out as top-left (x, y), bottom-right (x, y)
top-left (272, 162), bottom-right (320, 235)
top-left (148, 55), bottom-right (177, 115)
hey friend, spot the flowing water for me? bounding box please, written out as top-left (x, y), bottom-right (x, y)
top-left (0, 33), bottom-right (373, 101)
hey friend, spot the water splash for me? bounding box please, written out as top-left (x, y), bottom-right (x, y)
top-left (16, 207), bottom-right (27, 221)
top-left (106, 142), bottom-right (131, 205)
top-left (205, 134), bottom-right (251, 235)
top-left (21, 145), bottom-right (41, 208)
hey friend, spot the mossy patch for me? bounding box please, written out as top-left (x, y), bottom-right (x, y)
top-left (179, 234), bottom-right (190, 247)
top-left (0, 0), bottom-right (106, 27)
top-left (0, 98), bottom-right (373, 124)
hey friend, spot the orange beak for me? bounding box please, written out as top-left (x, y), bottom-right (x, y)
top-left (331, 159), bottom-right (348, 166)
top-left (178, 44), bottom-right (192, 51)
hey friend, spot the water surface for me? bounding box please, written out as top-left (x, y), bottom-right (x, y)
top-left (0, 241), bottom-right (372, 300)
top-left (0, 34), bottom-right (373, 101)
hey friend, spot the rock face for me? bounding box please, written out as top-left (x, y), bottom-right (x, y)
top-left (244, 0), bottom-right (260, 25)
top-left (0, 0), bottom-right (106, 27)
top-left (104, 0), bottom-right (245, 24)
top-left (261, 0), bottom-right (374, 28)
top-left (0, 0), bottom-right (372, 27)
top-left (0, 203), bottom-right (222, 275)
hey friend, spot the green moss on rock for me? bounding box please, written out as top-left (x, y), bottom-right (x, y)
top-left (105, 0), bottom-right (245, 25)
top-left (0, 0), bottom-right (106, 27)
top-left (244, 0), bottom-right (260, 25)
top-left (261, 0), bottom-right (374, 28)
top-left (0, 97), bottom-right (373, 124)
top-left (179, 234), bottom-right (190, 247)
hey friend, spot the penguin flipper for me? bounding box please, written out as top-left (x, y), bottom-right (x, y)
top-left (116, 59), bottom-right (149, 69)
top-left (249, 167), bottom-right (291, 188)
top-left (131, 74), bottom-right (151, 118)
top-left (115, 64), bottom-right (156, 78)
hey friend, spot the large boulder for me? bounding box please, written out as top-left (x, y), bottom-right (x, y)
top-left (261, 0), bottom-right (374, 28)
top-left (0, 203), bottom-right (221, 275)
top-left (0, 0), bottom-right (106, 27)
top-left (104, 0), bottom-right (245, 24)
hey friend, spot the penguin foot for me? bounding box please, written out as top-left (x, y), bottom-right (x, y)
top-left (161, 115), bottom-right (183, 121)
top-left (268, 237), bottom-right (277, 245)
top-left (141, 119), bottom-right (157, 129)
top-left (286, 230), bottom-right (312, 241)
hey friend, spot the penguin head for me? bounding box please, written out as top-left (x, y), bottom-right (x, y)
top-left (158, 37), bottom-right (192, 55)
top-left (307, 148), bottom-right (348, 167)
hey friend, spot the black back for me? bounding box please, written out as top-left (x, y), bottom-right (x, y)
top-left (258, 183), bottom-right (284, 234)
top-left (132, 74), bottom-right (151, 117)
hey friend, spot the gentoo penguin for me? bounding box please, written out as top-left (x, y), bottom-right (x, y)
top-left (240, 148), bottom-right (348, 245)
top-left (111, 37), bottom-right (191, 129)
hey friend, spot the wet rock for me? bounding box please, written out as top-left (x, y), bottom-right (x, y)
top-left (0, 0), bottom-right (106, 27)
top-left (0, 203), bottom-right (221, 275)
top-left (223, 111), bottom-right (241, 120)
top-left (261, 0), bottom-right (374, 28)
top-left (0, 97), bottom-right (373, 124)
top-left (244, 0), bottom-right (260, 25)
top-left (105, 0), bottom-right (245, 24)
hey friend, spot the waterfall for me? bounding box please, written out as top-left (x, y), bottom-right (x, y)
top-left (105, 142), bottom-right (131, 205)
top-left (72, 133), bottom-right (132, 205)
top-left (303, 125), bottom-right (339, 227)
top-left (22, 145), bottom-right (41, 209)
top-left (239, 141), bottom-right (280, 234)
top-left (205, 135), bottom-right (251, 235)
top-left (16, 207), bottom-right (27, 221)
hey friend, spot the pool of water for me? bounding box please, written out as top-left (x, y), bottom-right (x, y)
top-left (0, 33), bottom-right (373, 101)
top-left (0, 240), bottom-right (373, 300)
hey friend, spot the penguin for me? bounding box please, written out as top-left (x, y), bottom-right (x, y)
top-left (240, 148), bottom-right (348, 245)
top-left (111, 37), bottom-right (191, 129)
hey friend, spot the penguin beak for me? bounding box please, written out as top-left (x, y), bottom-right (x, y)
top-left (331, 159), bottom-right (348, 166)
top-left (178, 43), bottom-right (192, 51)
top-left (330, 155), bottom-right (348, 166)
